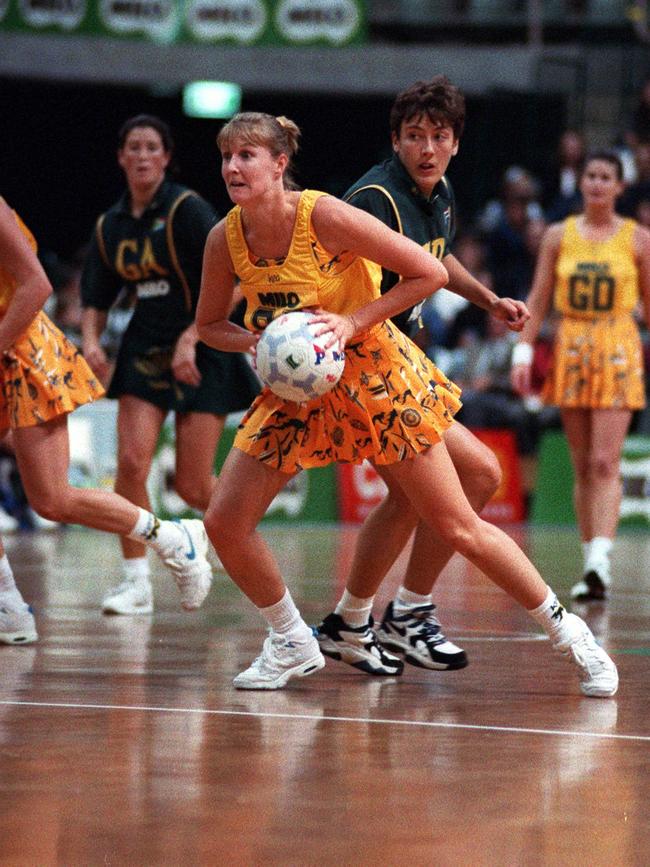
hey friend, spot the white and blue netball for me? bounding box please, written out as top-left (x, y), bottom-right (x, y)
top-left (256, 311), bottom-right (345, 403)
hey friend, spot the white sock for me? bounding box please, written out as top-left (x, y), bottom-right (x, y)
top-left (528, 586), bottom-right (572, 643)
top-left (123, 556), bottom-right (150, 583)
top-left (394, 586), bottom-right (432, 614)
top-left (261, 589), bottom-right (313, 644)
top-left (582, 540), bottom-right (591, 572)
top-left (0, 554), bottom-right (17, 595)
top-left (335, 589), bottom-right (374, 627)
top-left (586, 536), bottom-right (613, 571)
top-left (127, 509), bottom-right (182, 558)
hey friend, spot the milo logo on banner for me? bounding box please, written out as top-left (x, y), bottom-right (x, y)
top-left (186, 0), bottom-right (267, 43)
top-left (18, 0), bottom-right (85, 30)
top-left (99, 0), bottom-right (178, 40)
top-left (275, 0), bottom-right (360, 44)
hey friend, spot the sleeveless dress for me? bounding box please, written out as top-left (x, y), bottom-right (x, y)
top-left (225, 189), bottom-right (462, 473)
top-left (542, 216), bottom-right (645, 410)
top-left (0, 201), bottom-right (104, 430)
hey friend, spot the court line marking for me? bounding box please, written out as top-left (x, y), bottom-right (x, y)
top-left (1, 699), bottom-right (649, 742)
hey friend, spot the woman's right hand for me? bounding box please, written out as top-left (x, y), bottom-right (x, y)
top-left (83, 342), bottom-right (111, 384)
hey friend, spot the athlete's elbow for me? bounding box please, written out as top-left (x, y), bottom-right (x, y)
top-left (196, 320), bottom-right (212, 346)
top-left (431, 261), bottom-right (449, 290)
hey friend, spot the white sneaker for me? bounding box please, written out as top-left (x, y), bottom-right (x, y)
top-left (102, 577), bottom-right (153, 615)
top-left (164, 519), bottom-right (213, 611)
top-left (0, 592), bottom-right (38, 644)
top-left (553, 612), bottom-right (618, 697)
top-left (234, 632), bottom-right (325, 690)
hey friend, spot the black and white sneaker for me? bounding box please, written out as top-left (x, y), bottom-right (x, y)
top-left (315, 613), bottom-right (404, 676)
top-left (378, 602), bottom-right (468, 670)
top-left (571, 567), bottom-right (610, 601)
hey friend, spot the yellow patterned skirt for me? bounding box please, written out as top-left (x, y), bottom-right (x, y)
top-left (542, 314), bottom-right (645, 410)
top-left (234, 320), bottom-right (462, 473)
top-left (0, 311), bottom-right (105, 431)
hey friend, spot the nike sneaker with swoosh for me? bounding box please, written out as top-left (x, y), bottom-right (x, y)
top-left (164, 519), bottom-right (213, 610)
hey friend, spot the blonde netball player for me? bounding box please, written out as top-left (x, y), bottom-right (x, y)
top-left (196, 112), bottom-right (617, 698)
top-left (512, 150), bottom-right (650, 601)
top-left (0, 196), bottom-right (213, 644)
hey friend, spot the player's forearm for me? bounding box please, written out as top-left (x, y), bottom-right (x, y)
top-left (196, 318), bottom-right (256, 354)
top-left (350, 270), bottom-right (448, 335)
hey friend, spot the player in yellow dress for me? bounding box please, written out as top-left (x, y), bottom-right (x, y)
top-left (0, 197), bottom-right (214, 644)
top-left (196, 112), bottom-right (617, 698)
top-left (512, 150), bottom-right (650, 600)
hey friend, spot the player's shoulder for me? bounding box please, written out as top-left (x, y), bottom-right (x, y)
top-left (344, 159), bottom-right (393, 202)
top-left (544, 220), bottom-right (567, 245)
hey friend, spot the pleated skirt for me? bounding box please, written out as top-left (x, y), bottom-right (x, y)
top-left (542, 314), bottom-right (645, 410)
top-left (234, 320), bottom-right (463, 473)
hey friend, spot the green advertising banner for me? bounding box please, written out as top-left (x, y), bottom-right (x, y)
top-left (0, 0), bottom-right (366, 45)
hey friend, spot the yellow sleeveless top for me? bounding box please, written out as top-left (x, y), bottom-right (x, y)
top-left (225, 189), bottom-right (382, 332)
top-left (0, 199), bottom-right (37, 316)
top-left (553, 216), bottom-right (638, 319)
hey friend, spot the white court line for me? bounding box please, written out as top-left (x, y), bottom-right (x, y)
top-left (1, 699), bottom-right (649, 743)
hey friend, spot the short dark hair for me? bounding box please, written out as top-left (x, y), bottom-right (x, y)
top-left (390, 76), bottom-right (466, 140)
top-left (118, 114), bottom-right (174, 153)
top-left (582, 149), bottom-right (624, 181)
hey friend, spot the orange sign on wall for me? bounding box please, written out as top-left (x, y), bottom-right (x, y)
top-left (336, 428), bottom-right (525, 525)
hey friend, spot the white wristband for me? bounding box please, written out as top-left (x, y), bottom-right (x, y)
top-left (512, 342), bottom-right (534, 366)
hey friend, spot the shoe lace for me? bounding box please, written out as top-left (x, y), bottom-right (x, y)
top-left (163, 552), bottom-right (197, 585)
top-left (568, 633), bottom-right (608, 677)
top-left (357, 626), bottom-right (383, 651)
top-left (407, 604), bottom-right (447, 645)
top-left (247, 633), bottom-right (290, 675)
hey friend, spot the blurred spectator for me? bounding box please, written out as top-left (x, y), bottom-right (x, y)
top-left (478, 165), bottom-right (544, 234)
top-left (452, 312), bottom-right (560, 495)
top-left (418, 229), bottom-right (492, 362)
top-left (634, 197), bottom-right (650, 229)
top-left (543, 129), bottom-right (586, 221)
top-left (618, 141), bottom-right (650, 217)
top-left (626, 78), bottom-right (650, 148)
top-left (482, 166), bottom-right (546, 301)
top-left (50, 246), bottom-right (86, 344)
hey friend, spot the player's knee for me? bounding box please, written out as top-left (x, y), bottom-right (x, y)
top-left (478, 449), bottom-right (502, 503)
top-left (175, 475), bottom-right (211, 512)
top-left (29, 490), bottom-right (68, 523)
top-left (434, 515), bottom-right (481, 558)
top-left (589, 454), bottom-right (619, 481)
top-left (204, 498), bottom-right (240, 549)
top-left (117, 448), bottom-right (152, 485)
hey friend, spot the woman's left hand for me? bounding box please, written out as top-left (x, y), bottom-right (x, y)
top-left (308, 307), bottom-right (356, 349)
top-left (172, 338), bottom-right (202, 386)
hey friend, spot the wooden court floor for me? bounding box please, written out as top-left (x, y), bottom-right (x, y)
top-left (0, 523), bottom-right (649, 867)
